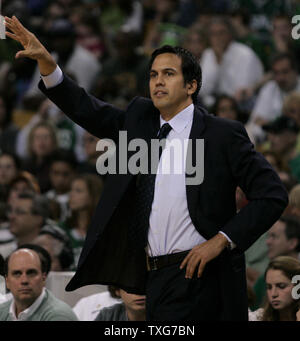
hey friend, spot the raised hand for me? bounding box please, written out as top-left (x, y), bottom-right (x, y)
top-left (5, 16), bottom-right (46, 60)
top-left (5, 16), bottom-right (56, 75)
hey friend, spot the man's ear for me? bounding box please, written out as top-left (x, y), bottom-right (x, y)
top-left (42, 272), bottom-right (47, 282)
top-left (187, 79), bottom-right (197, 96)
top-left (288, 237), bottom-right (299, 252)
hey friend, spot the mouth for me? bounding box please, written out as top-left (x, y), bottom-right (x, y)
top-left (134, 298), bottom-right (146, 305)
top-left (154, 90), bottom-right (168, 97)
top-left (18, 289), bottom-right (32, 294)
top-left (271, 300), bottom-right (281, 306)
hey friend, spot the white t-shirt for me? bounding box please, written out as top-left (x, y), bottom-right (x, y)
top-left (72, 291), bottom-right (121, 321)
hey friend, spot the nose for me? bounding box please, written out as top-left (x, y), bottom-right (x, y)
top-left (270, 286), bottom-right (278, 298)
top-left (20, 274), bottom-right (29, 285)
top-left (155, 73), bottom-right (165, 86)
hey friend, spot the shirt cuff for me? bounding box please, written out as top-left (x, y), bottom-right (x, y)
top-left (218, 231), bottom-right (236, 250)
top-left (41, 65), bottom-right (63, 89)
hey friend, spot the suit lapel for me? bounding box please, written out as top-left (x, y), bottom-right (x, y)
top-left (186, 105), bottom-right (207, 226)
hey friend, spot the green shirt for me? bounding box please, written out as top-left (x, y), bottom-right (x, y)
top-left (0, 289), bottom-right (78, 321)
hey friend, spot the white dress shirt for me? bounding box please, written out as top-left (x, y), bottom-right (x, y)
top-left (8, 288), bottom-right (46, 321)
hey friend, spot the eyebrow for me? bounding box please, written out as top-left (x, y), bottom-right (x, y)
top-left (150, 68), bottom-right (178, 73)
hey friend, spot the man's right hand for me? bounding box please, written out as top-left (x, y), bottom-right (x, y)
top-left (5, 16), bottom-right (57, 76)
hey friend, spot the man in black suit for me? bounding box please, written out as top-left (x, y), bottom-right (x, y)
top-left (5, 16), bottom-right (288, 321)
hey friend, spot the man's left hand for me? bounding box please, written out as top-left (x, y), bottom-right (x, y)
top-left (180, 233), bottom-right (229, 279)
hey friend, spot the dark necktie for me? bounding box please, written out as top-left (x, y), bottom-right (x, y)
top-left (129, 123), bottom-right (172, 249)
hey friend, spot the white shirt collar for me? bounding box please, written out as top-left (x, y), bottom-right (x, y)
top-left (9, 287), bottom-right (46, 321)
top-left (160, 103), bottom-right (194, 134)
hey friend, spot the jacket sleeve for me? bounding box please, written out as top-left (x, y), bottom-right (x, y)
top-left (38, 73), bottom-right (129, 142)
top-left (221, 121), bottom-right (288, 251)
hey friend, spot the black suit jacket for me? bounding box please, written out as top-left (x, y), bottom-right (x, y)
top-left (39, 75), bottom-right (288, 320)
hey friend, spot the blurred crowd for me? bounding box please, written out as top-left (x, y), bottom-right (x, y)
top-left (1, 0), bottom-right (300, 321)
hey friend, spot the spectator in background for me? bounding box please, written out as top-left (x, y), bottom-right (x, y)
top-left (0, 192), bottom-right (50, 259)
top-left (282, 92), bottom-right (300, 136)
top-left (0, 153), bottom-right (20, 202)
top-left (182, 25), bottom-right (208, 62)
top-left (252, 215), bottom-right (300, 310)
top-left (7, 171), bottom-right (40, 207)
top-left (46, 149), bottom-right (77, 221)
top-left (91, 30), bottom-right (149, 107)
top-left (0, 95), bottom-right (19, 154)
top-left (266, 216), bottom-right (300, 261)
top-left (288, 184), bottom-right (300, 218)
top-left (249, 256), bottom-right (300, 321)
top-left (248, 53), bottom-right (300, 143)
top-left (0, 247), bottom-right (78, 321)
top-left (230, 7), bottom-right (270, 70)
top-left (212, 94), bottom-right (248, 123)
top-left (59, 174), bottom-right (103, 268)
top-left (269, 14), bottom-right (300, 68)
top-left (95, 285), bottom-right (146, 321)
top-left (22, 121), bottom-right (57, 193)
top-left (200, 16), bottom-right (264, 108)
top-left (262, 116), bottom-right (300, 183)
top-left (73, 287), bottom-right (121, 321)
top-left (33, 224), bottom-right (74, 272)
top-left (25, 18), bottom-right (101, 100)
top-left (143, 0), bottom-right (185, 54)
top-left (78, 131), bottom-right (100, 175)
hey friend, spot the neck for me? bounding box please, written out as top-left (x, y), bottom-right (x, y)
top-left (160, 101), bottom-right (193, 121)
top-left (76, 210), bottom-right (89, 235)
top-left (14, 298), bottom-right (35, 317)
top-left (17, 230), bottom-right (40, 246)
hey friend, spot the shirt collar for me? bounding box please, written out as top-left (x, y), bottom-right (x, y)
top-left (9, 287), bottom-right (46, 321)
top-left (160, 103), bottom-right (194, 134)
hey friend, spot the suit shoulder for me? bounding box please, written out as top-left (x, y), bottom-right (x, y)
top-left (203, 110), bottom-right (246, 135)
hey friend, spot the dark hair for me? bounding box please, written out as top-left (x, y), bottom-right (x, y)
top-left (0, 152), bottom-right (21, 171)
top-left (49, 148), bottom-right (78, 169)
top-left (66, 174), bottom-right (104, 231)
top-left (279, 215), bottom-right (300, 252)
top-left (4, 244), bottom-right (52, 276)
top-left (149, 45), bottom-right (202, 104)
top-left (271, 52), bottom-right (298, 72)
top-left (108, 285), bottom-right (120, 299)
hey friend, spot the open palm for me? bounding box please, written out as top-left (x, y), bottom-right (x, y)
top-left (5, 16), bottom-right (46, 60)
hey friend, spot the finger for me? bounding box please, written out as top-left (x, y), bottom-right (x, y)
top-left (13, 16), bottom-right (29, 34)
top-left (179, 251), bottom-right (193, 269)
top-left (197, 260), bottom-right (206, 278)
top-left (185, 254), bottom-right (200, 279)
top-left (15, 50), bottom-right (29, 59)
top-left (5, 31), bottom-right (19, 42)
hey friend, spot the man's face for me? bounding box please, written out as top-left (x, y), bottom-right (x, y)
top-left (149, 53), bottom-right (195, 117)
top-left (49, 161), bottom-right (74, 194)
top-left (266, 221), bottom-right (296, 259)
top-left (272, 58), bottom-right (298, 91)
top-left (209, 22), bottom-right (232, 53)
top-left (33, 234), bottom-right (62, 271)
top-left (0, 155), bottom-right (17, 185)
top-left (6, 249), bottom-right (46, 310)
top-left (8, 199), bottom-right (42, 239)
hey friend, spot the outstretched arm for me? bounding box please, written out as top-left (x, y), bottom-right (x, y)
top-left (5, 15), bottom-right (56, 76)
